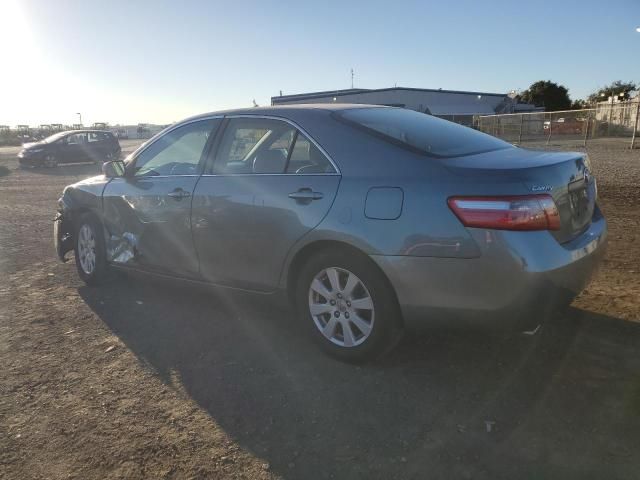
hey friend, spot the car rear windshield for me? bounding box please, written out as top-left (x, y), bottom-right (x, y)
top-left (337, 107), bottom-right (512, 157)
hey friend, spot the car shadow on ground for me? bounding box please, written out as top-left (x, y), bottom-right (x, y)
top-left (79, 275), bottom-right (640, 479)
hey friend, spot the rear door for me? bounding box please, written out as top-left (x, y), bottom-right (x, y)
top-left (102, 118), bottom-right (221, 277)
top-left (191, 116), bottom-right (340, 291)
top-left (87, 132), bottom-right (108, 161)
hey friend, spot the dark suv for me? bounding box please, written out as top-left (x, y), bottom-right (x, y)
top-left (18, 130), bottom-right (121, 168)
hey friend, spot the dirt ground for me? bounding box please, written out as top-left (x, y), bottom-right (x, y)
top-left (1, 140), bottom-right (639, 480)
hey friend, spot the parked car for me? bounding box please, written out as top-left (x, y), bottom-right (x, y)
top-left (54, 105), bottom-right (607, 362)
top-left (543, 117), bottom-right (585, 135)
top-left (18, 130), bottom-right (121, 168)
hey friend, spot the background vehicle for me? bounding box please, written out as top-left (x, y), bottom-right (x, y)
top-left (53, 105), bottom-right (606, 361)
top-left (543, 117), bottom-right (585, 134)
top-left (18, 130), bottom-right (121, 168)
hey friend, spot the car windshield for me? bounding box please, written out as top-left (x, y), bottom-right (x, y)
top-left (337, 107), bottom-right (512, 157)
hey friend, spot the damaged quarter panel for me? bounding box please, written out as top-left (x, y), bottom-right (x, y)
top-left (55, 175), bottom-right (110, 261)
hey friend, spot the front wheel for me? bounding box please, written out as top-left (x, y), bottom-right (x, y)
top-left (295, 250), bottom-right (403, 362)
top-left (74, 213), bottom-right (108, 285)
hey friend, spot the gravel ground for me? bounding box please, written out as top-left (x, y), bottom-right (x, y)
top-left (1, 140), bottom-right (639, 479)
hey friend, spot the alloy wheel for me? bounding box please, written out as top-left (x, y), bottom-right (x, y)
top-left (308, 267), bottom-right (375, 347)
top-left (77, 224), bottom-right (96, 275)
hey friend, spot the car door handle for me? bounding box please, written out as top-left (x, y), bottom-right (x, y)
top-left (288, 188), bottom-right (323, 201)
top-left (167, 188), bottom-right (191, 200)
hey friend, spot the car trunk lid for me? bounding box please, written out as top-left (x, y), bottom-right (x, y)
top-left (442, 147), bottom-right (596, 243)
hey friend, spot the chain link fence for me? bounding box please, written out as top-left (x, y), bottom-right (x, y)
top-left (474, 101), bottom-right (640, 149)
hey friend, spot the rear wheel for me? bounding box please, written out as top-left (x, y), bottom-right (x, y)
top-left (295, 250), bottom-right (403, 362)
top-left (74, 213), bottom-right (108, 285)
top-left (43, 153), bottom-right (58, 168)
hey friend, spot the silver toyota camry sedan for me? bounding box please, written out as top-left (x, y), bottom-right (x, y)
top-left (54, 105), bottom-right (607, 361)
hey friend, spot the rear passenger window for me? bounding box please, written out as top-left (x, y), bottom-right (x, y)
top-left (87, 132), bottom-right (104, 142)
top-left (286, 133), bottom-right (335, 174)
top-left (213, 118), bottom-right (296, 174)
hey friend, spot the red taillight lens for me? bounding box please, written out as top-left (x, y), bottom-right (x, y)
top-left (448, 195), bottom-right (560, 231)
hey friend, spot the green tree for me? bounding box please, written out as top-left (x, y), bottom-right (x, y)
top-left (520, 80), bottom-right (572, 111)
top-left (587, 80), bottom-right (637, 104)
top-left (570, 99), bottom-right (587, 110)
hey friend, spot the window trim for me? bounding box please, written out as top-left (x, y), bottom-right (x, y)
top-left (124, 114), bottom-right (341, 178)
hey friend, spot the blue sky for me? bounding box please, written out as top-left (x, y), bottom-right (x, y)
top-left (1, 0), bottom-right (638, 125)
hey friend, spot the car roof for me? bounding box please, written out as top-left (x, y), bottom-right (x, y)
top-left (185, 103), bottom-right (386, 122)
top-left (62, 129), bottom-right (113, 134)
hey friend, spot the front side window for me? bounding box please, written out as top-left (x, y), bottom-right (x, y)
top-left (132, 119), bottom-right (219, 176)
top-left (66, 133), bottom-right (87, 145)
top-left (337, 107), bottom-right (512, 158)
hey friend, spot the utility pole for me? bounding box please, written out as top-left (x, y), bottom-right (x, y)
top-left (76, 112), bottom-right (82, 126)
top-left (350, 68), bottom-right (354, 89)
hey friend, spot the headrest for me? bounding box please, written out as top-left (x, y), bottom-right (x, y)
top-left (253, 149), bottom-right (287, 174)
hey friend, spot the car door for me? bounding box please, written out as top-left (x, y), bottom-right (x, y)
top-left (86, 132), bottom-right (105, 161)
top-left (61, 132), bottom-right (87, 163)
top-left (102, 118), bottom-right (221, 277)
top-left (191, 116), bottom-right (341, 292)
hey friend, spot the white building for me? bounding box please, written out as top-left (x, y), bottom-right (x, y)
top-left (272, 87), bottom-right (538, 126)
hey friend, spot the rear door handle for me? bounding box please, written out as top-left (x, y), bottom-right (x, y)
top-left (288, 188), bottom-right (324, 202)
top-left (167, 188), bottom-right (191, 200)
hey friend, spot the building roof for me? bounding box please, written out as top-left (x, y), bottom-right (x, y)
top-left (272, 86), bottom-right (507, 103)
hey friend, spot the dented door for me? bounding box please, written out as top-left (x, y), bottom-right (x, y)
top-left (101, 118), bottom-right (220, 277)
top-left (102, 176), bottom-right (200, 276)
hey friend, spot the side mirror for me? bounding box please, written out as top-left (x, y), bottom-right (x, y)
top-left (102, 160), bottom-right (126, 178)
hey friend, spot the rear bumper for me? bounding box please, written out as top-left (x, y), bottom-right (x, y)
top-left (371, 207), bottom-right (607, 330)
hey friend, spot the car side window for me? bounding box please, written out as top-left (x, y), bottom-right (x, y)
top-left (285, 133), bottom-right (335, 174)
top-left (87, 132), bottom-right (101, 143)
top-left (132, 119), bottom-right (219, 177)
top-left (212, 118), bottom-right (296, 174)
top-left (66, 133), bottom-right (87, 145)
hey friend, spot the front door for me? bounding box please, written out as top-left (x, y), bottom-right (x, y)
top-left (102, 119), bottom-right (220, 277)
top-left (192, 117), bottom-right (340, 291)
top-left (61, 132), bottom-right (88, 163)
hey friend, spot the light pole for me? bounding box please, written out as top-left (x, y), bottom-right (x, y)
top-left (76, 112), bottom-right (82, 126)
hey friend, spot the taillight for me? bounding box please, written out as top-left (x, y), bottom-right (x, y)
top-left (448, 195), bottom-right (560, 231)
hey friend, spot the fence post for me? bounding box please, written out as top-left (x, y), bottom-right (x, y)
top-left (518, 114), bottom-right (524, 145)
top-left (546, 112), bottom-right (552, 145)
top-left (607, 99), bottom-right (613, 137)
top-left (631, 101), bottom-right (640, 150)
top-left (583, 115), bottom-right (589, 148)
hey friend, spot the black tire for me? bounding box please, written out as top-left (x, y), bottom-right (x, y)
top-left (295, 249), bottom-right (403, 362)
top-left (74, 213), bottom-right (109, 286)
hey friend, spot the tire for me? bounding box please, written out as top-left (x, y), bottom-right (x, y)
top-left (295, 250), bottom-right (403, 362)
top-left (43, 153), bottom-right (58, 168)
top-left (74, 213), bottom-right (109, 286)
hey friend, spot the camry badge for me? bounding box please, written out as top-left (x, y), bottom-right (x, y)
top-left (531, 185), bottom-right (553, 192)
